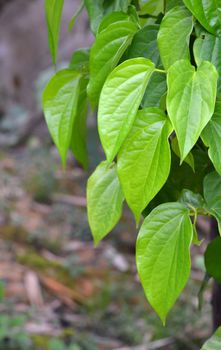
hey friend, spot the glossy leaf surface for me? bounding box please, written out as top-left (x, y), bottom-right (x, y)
top-left (126, 25), bottom-right (160, 65)
top-left (88, 17), bottom-right (138, 106)
top-left (42, 69), bottom-right (81, 166)
top-left (204, 172), bottom-right (221, 232)
top-left (194, 33), bottom-right (221, 96)
top-left (157, 6), bottom-right (193, 69)
top-left (45, 0), bottom-right (64, 65)
top-left (70, 77), bottom-right (89, 169)
top-left (183, 0), bottom-right (221, 36)
top-left (87, 161), bottom-right (124, 244)
top-left (118, 108), bottom-right (172, 223)
top-left (201, 101), bottom-right (221, 175)
top-left (98, 58), bottom-right (155, 162)
top-left (167, 59), bottom-right (218, 161)
top-left (136, 202), bottom-right (193, 323)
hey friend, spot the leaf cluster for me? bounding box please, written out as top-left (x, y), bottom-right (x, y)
top-left (43, 0), bottom-right (221, 326)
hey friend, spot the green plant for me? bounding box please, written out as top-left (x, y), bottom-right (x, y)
top-left (43, 0), bottom-right (221, 340)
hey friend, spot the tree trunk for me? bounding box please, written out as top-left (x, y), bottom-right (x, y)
top-left (210, 218), bottom-right (221, 330)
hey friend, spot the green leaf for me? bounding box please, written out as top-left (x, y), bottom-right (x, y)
top-left (103, 0), bottom-right (132, 14)
top-left (157, 6), bottom-right (193, 70)
top-left (45, 0), bottom-right (64, 65)
top-left (139, 0), bottom-right (164, 15)
top-left (142, 72), bottom-right (167, 108)
top-left (70, 77), bottom-right (89, 169)
top-left (194, 33), bottom-right (221, 96)
top-left (87, 17), bottom-right (138, 106)
top-left (201, 327), bottom-right (221, 350)
top-left (171, 136), bottom-right (195, 171)
top-left (98, 12), bottom-right (130, 33)
top-left (166, 0), bottom-right (183, 11)
top-left (178, 189), bottom-right (205, 211)
top-left (204, 172), bottom-right (221, 233)
top-left (98, 58), bottom-right (155, 162)
top-left (84, 0), bottom-right (104, 34)
top-left (167, 59), bottom-right (218, 161)
top-left (42, 69), bottom-right (81, 166)
top-left (201, 101), bottom-right (221, 175)
top-left (126, 25), bottom-right (160, 65)
top-left (87, 161), bottom-right (124, 244)
top-left (68, 1), bottom-right (84, 31)
top-left (205, 237), bottom-right (221, 283)
top-left (183, 0), bottom-right (221, 36)
top-left (136, 202), bottom-right (193, 323)
top-left (118, 107), bottom-right (172, 223)
top-left (69, 48), bottom-right (90, 72)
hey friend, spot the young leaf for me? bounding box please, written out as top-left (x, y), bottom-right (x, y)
top-left (167, 59), bottom-right (218, 161)
top-left (87, 18), bottom-right (138, 106)
top-left (87, 161), bottom-right (124, 244)
top-left (205, 237), bottom-right (221, 283)
top-left (201, 326), bottom-right (221, 350)
top-left (204, 172), bottom-right (221, 233)
top-left (98, 12), bottom-right (130, 33)
top-left (117, 108), bottom-right (172, 223)
top-left (126, 25), bottom-right (160, 65)
top-left (201, 101), bottom-right (221, 175)
top-left (183, 0), bottom-right (221, 36)
top-left (98, 58), bottom-right (155, 162)
top-left (157, 6), bottom-right (193, 70)
top-left (45, 0), bottom-right (64, 65)
top-left (70, 77), bottom-right (89, 170)
top-left (136, 202), bottom-right (193, 323)
top-left (42, 69), bottom-right (81, 166)
top-left (194, 33), bottom-right (221, 96)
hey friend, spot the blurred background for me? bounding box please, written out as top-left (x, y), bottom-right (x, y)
top-left (0, 0), bottom-right (215, 349)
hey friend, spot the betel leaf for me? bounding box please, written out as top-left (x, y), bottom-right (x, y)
top-left (178, 189), bottom-right (205, 211)
top-left (157, 6), bottom-right (193, 70)
top-left (183, 0), bottom-right (221, 37)
top-left (136, 202), bottom-right (193, 323)
top-left (201, 101), bottom-right (221, 175)
top-left (142, 72), bottom-right (167, 108)
top-left (87, 17), bottom-right (138, 106)
top-left (205, 237), bottom-right (221, 283)
top-left (166, 0), bottom-right (183, 11)
top-left (194, 33), bottom-right (221, 96)
top-left (139, 0), bottom-right (164, 15)
top-left (69, 48), bottom-right (90, 72)
top-left (201, 327), bottom-right (221, 350)
top-left (103, 0), bottom-right (132, 14)
top-left (84, 0), bottom-right (104, 34)
top-left (167, 59), bottom-right (218, 161)
top-left (45, 0), bottom-right (64, 65)
top-left (98, 58), bottom-right (155, 162)
top-left (117, 107), bottom-right (172, 223)
top-left (68, 1), bottom-right (84, 31)
top-left (70, 77), bottom-right (89, 170)
top-left (126, 25), bottom-right (160, 66)
top-left (204, 172), bottom-right (221, 233)
top-left (97, 12), bottom-right (130, 33)
top-left (42, 69), bottom-right (81, 166)
top-left (87, 161), bottom-right (124, 244)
